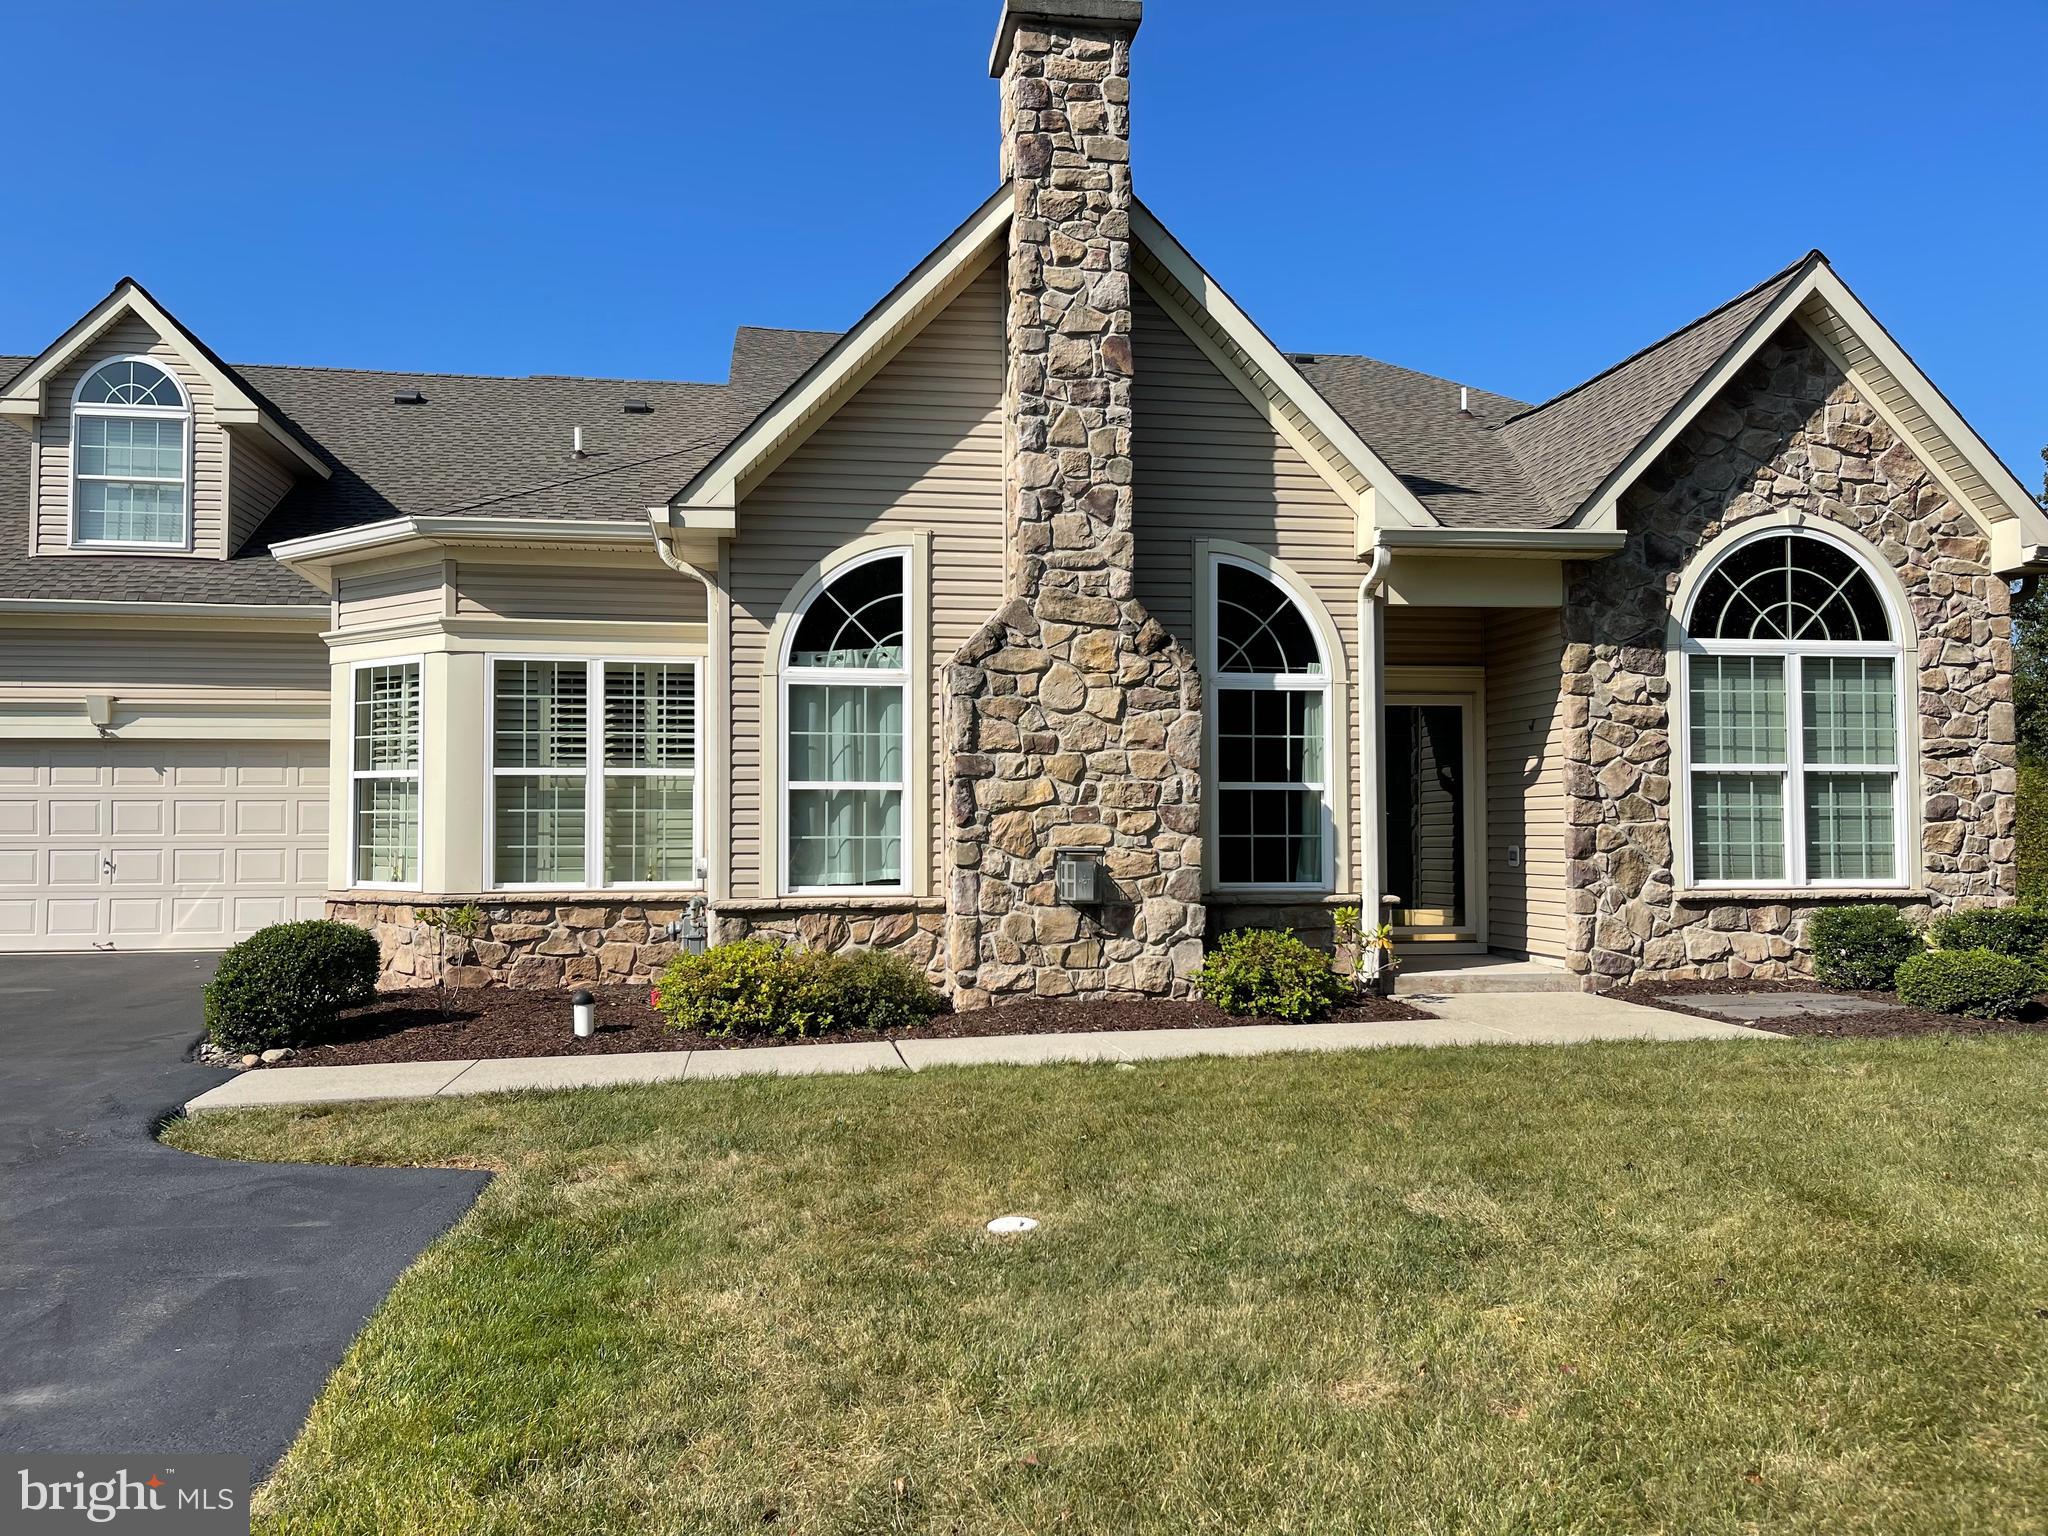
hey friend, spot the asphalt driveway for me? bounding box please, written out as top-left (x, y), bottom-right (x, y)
top-left (0, 952), bottom-right (488, 1470)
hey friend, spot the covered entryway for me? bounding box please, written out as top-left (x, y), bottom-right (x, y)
top-left (0, 741), bottom-right (327, 951)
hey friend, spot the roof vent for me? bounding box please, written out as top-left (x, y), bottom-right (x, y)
top-left (392, 388), bottom-right (427, 405)
top-left (622, 397), bottom-right (653, 414)
top-left (573, 426), bottom-right (587, 460)
top-left (1289, 353), bottom-right (1320, 365)
top-left (1457, 385), bottom-right (1474, 419)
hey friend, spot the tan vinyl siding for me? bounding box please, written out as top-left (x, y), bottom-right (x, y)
top-left (225, 433), bottom-right (296, 555)
top-left (1484, 608), bottom-right (1567, 959)
top-left (452, 561), bottom-right (706, 624)
top-left (0, 627), bottom-right (329, 692)
top-left (726, 260), bottom-right (1005, 897)
top-left (334, 562), bottom-right (444, 631)
top-left (1386, 607), bottom-right (1487, 666)
top-left (34, 316), bottom-right (224, 557)
top-left (1130, 287), bottom-right (1361, 885)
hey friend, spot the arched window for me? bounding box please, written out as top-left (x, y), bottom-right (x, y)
top-left (72, 358), bottom-right (189, 547)
top-left (1211, 557), bottom-right (1331, 887)
top-left (783, 550), bottom-right (908, 891)
top-left (1681, 529), bottom-right (1906, 887)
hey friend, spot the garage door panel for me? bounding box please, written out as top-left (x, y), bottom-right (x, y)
top-left (0, 741), bottom-right (328, 952)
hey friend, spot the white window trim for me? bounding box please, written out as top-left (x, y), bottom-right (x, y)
top-left (1206, 550), bottom-right (1339, 894)
top-left (347, 655), bottom-right (425, 891)
top-left (483, 653), bottom-right (704, 893)
top-left (1674, 524), bottom-right (1913, 891)
top-left (67, 355), bottom-right (194, 553)
top-left (776, 547), bottom-right (913, 898)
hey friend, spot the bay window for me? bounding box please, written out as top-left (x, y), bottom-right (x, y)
top-left (1682, 530), bottom-right (1906, 887)
top-left (490, 657), bottom-right (699, 888)
top-left (1210, 557), bottom-right (1332, 888)
top-left (782, 552), bottom-right (907, 892)
top-left (350, 660), bottom-right (421, 887)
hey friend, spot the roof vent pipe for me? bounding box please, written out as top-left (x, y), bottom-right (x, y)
top-left (573, 426), bottom-right (586, 459)
top-left (1458, 386), bottom-right (1473, 418)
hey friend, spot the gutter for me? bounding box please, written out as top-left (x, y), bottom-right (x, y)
top-left (1369, 526), bottom-right (1627, 559)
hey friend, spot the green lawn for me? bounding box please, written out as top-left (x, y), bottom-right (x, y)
top-left (168, 1038), bottom-right (2048, 1536)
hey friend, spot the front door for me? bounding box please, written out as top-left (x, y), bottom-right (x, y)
top-left (1383, 698), bottom-right (1478, 945)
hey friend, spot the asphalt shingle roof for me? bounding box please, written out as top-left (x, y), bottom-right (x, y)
top-left (0, 253), bottom-right (1821, 602)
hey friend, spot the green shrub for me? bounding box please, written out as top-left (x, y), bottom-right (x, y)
top-left (1805, 904), bottom-right (1922, 990)
top-left (2019, 755), bottom-right (2048, 907)
top-left (204, 919), bottom-right (381, 1054)
top-left (1895, 948), bottom-right (2039, 1019)
top-left (828, 948), bottom-right (945, 1031)
top-left (1194, 929), bottom-right (1351, 1023)
top-left (651, 938), bottom-right (842, 1039)
top-left (1926, 904), bottom-right (2048, 967)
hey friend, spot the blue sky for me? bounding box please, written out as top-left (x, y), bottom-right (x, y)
top-left (4, 1), bottom-right (2043, 484)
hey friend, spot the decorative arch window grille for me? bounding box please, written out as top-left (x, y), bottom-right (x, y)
top-left (72, 358), bottom-right (190, 547)
top-left (783, 551), bottom-right (908, 891)
top-left (1211, 558), bottom-right (1330, 887)
top-left (1682, 531), bottom-right (1906, 886)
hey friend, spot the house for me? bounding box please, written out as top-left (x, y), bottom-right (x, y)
top-left (1, 0), bottom-right (2039, 1000)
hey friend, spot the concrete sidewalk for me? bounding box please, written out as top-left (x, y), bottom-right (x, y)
top-left (181, 992), bottom-right (1781, 1115)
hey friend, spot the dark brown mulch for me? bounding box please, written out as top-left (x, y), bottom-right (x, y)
top-left (1612, 978), bottom-right (2048, 1040)
top-left (274, 985), bottom-right (1435, 1068)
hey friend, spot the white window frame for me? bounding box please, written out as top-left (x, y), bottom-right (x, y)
top-left (778, 547), bottom-right (912, 897)
top-left (68, 355), bottom-right (194, 552)
top-left (347, 656), bottom-right (425, 891)
top-left (1207, 552), bottom-right (1337, 893)
top-left (1676, 527), bottom-right (1910, 891)
top-left (485, 653), bottom-right (704, 893)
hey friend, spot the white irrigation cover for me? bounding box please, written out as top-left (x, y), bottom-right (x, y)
top-left (985, 1215), bottom-right (1040, 1235)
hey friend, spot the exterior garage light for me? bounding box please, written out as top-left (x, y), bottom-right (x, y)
top-left (572, 988), bottom-right (595, 1038)
top-left (1054, 850), bottom-right (1099, 905)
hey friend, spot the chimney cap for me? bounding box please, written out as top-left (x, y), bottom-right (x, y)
top-left (990, 0), bottom-right (1142, 77)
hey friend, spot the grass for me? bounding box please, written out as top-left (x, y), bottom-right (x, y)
top-left (167, 1038), bottom-right (2048, 1535)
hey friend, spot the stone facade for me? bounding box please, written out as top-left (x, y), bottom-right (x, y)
top-left (710, 900), bottom-right (946, 976)
top-left (941, 4), bottom-right (1204, 1009)
top-left (329, 899), bottom-right (688, 989)
top-left (1564, 323), bottom-right (2016, 987)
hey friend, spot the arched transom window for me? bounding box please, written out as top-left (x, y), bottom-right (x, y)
top-left (1682, 530), bottom-right (1906, 887)
top-left (72, 358), bottom-right (189, 547)
top-left (783, 551), bottom-right (908, 891)
top-left (1211, 558), bottom-right (1331, 888)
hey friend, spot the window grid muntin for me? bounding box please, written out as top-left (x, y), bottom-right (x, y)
top-left (1681, 532), bottom-right (1905, 889)
top-left (349, 660), bottom-right (422, 888)
top-left (72, 357), bottom-right (190, 549)
top-left (782, 551), bottom-right (912, 895)
top-left (1209, 557), bottom-right (1332, 890)
top-left (490, 657), bottom-right (701, 890)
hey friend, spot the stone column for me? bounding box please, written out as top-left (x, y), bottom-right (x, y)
top-left (944, 0), bottom-right (1204, 1008)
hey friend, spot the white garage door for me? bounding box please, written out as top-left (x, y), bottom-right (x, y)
top-left (0, 741), bottom-right (329, 951)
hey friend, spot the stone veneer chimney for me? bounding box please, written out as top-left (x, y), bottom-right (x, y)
top-left (944, 0), bottom-right (1205, 1008)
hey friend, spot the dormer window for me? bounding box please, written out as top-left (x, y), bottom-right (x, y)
top-left (71, 358), bottom-right (189, 549)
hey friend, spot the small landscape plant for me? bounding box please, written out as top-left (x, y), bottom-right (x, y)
top-left (1805, 904), bottom-right (1921, 990)
top-left (1894, 948), bottom-right (2038, 1019)
top-left (829, 948), bottom-right (945, 1031)
top-left (204, 919), bottom-right (381, 1054)
top-left (1926, 903), bottom-right (2048, 973)
top-left (1194, 928), bottom-right (1351, 1023)
top-left (651, 938), bottom-right (840, 1039)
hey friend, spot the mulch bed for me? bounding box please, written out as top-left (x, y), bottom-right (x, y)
top-left (269, 985), bottom-right (1436, 1068)
top-left (1613, 978), bottom-right (2048, 1040)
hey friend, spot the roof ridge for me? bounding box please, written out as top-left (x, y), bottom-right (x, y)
top-left (234, 359), bottom-right (728, 388)
top-left (1501, 250), bottom-right (1824, 428)
top-left (1299, 350), bottom-right (1532, 412)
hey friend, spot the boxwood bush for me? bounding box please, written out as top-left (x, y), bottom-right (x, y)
top-left (1193, 929), bottom-right (1351, 1023)
top-left (1894, 948), bottom-right (2038, 1019)
top-left (204, 919), bottom-right (381, 1054)
top-left (1805, 904), bottom-right (1921, 990)
top-left (651, 940), bottom-right (945, 1038)
top-left (1925, 904), bottom-right (2048, 970)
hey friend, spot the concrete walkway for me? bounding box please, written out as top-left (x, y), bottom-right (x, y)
top-left (182, 992), bottom-right (1781, 1115)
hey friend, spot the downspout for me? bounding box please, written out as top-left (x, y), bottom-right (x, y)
top-left (1358, 544), bottom-right (1392, 982)
top-left (649, 513), bottom-right (728, 911)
